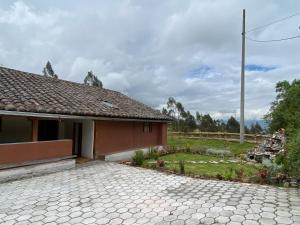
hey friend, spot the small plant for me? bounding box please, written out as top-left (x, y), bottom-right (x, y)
top-left (179, 160), bottom-right (185, 174)
top-left (132, 150), bottom-right (144, 166)
top-left (259, 168), bottom-right (268, 179)
top-left (156, 160), bottom-right (165, 168)
top-left (262, 159), bottom-right (284, 184)
top-left (224, 167), bottom-right (234, 180)
top-left (184, 143), bottom-right (191, 153)
top-left (168, 144), bottom-right (176, 154)
top-left (239, 154), bottom-right (247, 162)
top-left (235, 167), bottom-right (245, 180)
top-left (216, 174), bottom-right (223, 180)
top-left (147, 148), bottom-right (159, 160)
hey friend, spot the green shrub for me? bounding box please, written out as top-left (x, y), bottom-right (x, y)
top-left (179, 160), bottom-right (185, 174)
top-left (287, 131), bottom-right (300, 180)
top-left (132, 150), bottom-right (145, 166)
top-left (262, 159), bottom-right (284, 184)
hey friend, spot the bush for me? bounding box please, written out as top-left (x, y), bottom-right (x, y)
top-left (262, 159), bottom-right (283, 183)
top-left (132, 150), bottom-right (145, 166)
top-left (287, 131), bottom-right (300, 180)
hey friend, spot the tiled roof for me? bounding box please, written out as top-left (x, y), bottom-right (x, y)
top-left (0, 67), bottom-right (171, 121)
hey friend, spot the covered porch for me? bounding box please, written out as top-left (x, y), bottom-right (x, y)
top-left (0, 115), bottom-right (94, 166)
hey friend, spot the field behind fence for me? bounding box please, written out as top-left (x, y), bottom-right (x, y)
top-left (169, 131), bottom-right (270, 144)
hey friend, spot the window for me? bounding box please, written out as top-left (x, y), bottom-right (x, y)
top-left (143, 122), bottom-right (152, 133)
top-left (38, 120), bottom-right (59, 141)
top-left (0, 117), bottom-right (2, 132)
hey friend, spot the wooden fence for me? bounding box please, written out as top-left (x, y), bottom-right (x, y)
top-left (169, 132), bottom-right (270, 144)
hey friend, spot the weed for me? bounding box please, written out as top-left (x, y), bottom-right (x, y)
top-left (132, 150), bottom-right (144, 166)
top-left (179, 160), bottom-right (185, 174)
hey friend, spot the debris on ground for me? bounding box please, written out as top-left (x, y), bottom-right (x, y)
top-left (247, 128), bottom-right (286, 163)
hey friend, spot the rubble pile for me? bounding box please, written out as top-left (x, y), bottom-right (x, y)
top-left (247, 128), bottom-right (286, 163)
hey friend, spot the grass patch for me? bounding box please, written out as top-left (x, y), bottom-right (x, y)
top-left (160, 152), bottom-right (228, 161)
top-left (168, 136), bottom-right (254, 156)
top-left (164, 162), bottom-right (261, 180)
top-left (143, 152), bottom-right (262, 181)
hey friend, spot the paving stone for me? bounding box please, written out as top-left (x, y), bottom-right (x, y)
top-left (258, 217), bottom-right (276, 225)
top-left (230, 215), bottom-right (245, 222)
top-left (275, 216), bottom-right (293, 224)
top-left (242, 220), bottom-right (259, 225)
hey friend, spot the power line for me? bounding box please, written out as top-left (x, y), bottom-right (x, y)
top-left (246, 12), bottom-right (300, 33)
top-left (245, 34), bottom-right (300, 43)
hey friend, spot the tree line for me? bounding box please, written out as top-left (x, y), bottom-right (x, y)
top-left (162, 97), bottom-right (263, 134)
top-left (42, 61), bottom-right (103, 87)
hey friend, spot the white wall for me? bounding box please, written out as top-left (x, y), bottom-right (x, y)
top-left (105, 145), bottom-right (164, 162)
top-left (81, 120), bottom-right (94, 159)
top-left (0, 116), bottom-right (32, 144)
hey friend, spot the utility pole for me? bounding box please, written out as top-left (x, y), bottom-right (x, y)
top-left (240, 9), bottom-right (246, 144)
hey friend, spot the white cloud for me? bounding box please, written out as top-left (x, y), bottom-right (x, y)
top-left (0, 0), bottom-right (299, 120)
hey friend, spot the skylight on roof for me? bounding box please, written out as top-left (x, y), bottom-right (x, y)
top-left (101, 100), bottom-right (118, 108)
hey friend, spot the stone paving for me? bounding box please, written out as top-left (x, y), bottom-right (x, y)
top-left (0, 161), bottom-right (299, 225)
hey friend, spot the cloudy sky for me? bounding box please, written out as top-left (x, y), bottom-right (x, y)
top-left (0, 0), bottom-right (299, 120)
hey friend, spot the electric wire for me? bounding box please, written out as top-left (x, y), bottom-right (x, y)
top-left (245, 34), bottom-right (300, 43)
top-left (246, 12), bottom-right (300, 33)
top-left (245, 12), bottom-right (300, 43)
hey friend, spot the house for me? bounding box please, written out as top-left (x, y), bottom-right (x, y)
top-left (0, 67), bottom-right (171, 166)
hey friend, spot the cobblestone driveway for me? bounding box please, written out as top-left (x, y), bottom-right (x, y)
top-left (0, 161), bottom-right (299, 225)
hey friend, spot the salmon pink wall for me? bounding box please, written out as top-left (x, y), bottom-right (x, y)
top-left (94, 121), bottom-right (167, 156)
top-left (0, 139), bottom-right (72, 165)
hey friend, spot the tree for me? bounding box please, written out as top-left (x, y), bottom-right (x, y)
top-left (162, 107), bottom-right (168, 115)
top-left (182, 111), bottom-right (197, 132)
top-left (43, 61), bottom-right (58, 78)
top-left (216, 119), bottom-right (226, 132)
top-left (226, 116), bottom-right (240, 133)
top-left (199, 114), bottom-right (217, 132)
top-left (164, 97), bottom-right (198, 132)
top-left (265, 79), bottom-right (300, 134)
top-left (249, 122), bottom-right (263, 134)
top-left (84, 71), bottom-right (103, 88)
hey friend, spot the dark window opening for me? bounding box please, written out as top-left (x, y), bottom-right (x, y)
top-left (38, 120), bottom-right (59, 141)
top-left (143, 122), bottom-right (152, 133)
top-left (0, 117), bottom-right (2, 132)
